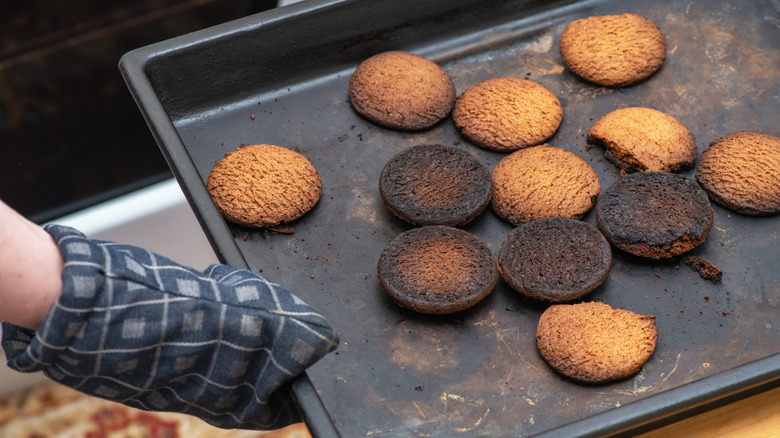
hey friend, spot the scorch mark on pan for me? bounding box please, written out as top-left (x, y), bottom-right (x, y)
top-left (452, 408), bottom-right (490, 433)
top-left (661, 353), bottom-right (683, 382)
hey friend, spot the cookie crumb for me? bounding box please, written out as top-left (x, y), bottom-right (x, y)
top-left (682, 255), bottom-right (723, 282)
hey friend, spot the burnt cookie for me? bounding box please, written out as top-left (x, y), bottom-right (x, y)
top-left (206, 144), bottom-right (321, 229)
top-left (536, 302), bottom-right (657, 384)
top-left (560, 13), bottom-right (666, 87)
top-left (377, 226), bottom-right (497, 314)
top-left (491, 146), bottom-right (601, 226)
top-left (588, 107), bottom-right (697, 173)
top-left (695, 131), bottom-right (780, 216)
top-left (379, 144), bottom-right (492, 226)
top-left (596, 172), bottom-right (713, 259)
top-left (498, 218), bottom-right (611, 302)
top-left (348, 51), bottom-right (456, 131)
top-left (452, 77), bottom-right (563, 152)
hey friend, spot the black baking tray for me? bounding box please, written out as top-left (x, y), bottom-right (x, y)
top-left (119, 0), bottom-right (780, 436)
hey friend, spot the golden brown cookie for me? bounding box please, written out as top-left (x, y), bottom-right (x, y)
top-left (498, 218), bottom-right (612, 303)
top-left (560, 13), bottom-right (666, 87)
top-left (490, 146), bottom-right (601, 226)
top-left (536, 302), bottom-right (657, 384)
top-left (452, 77), bottom-right (563, 152)
top-left (588, 107), bottom-right (697, 173)
top-left (206, 144), bottom-right (322, 229)
top-left (596, 172), bottom-right (713, 259)
top-left (348, 51), bottom-right (456, 131)
top-left (377, 226), bottom-right (497, 314)
top-left (695, 131), bottom-right (780, 216)
top-left (379, 144), bottom-right (492, 226)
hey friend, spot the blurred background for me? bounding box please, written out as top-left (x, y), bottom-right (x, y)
top-left (1, 0), bottom-right (277, 223)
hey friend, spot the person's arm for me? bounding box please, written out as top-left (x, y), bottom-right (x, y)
top-left (1, 215), bottom-right (339, 430)
top-left (0, 200), bottom-right (63, 330)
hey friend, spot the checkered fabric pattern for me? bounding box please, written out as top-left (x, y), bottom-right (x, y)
top-left (1, 225), bottom-right (339, 430)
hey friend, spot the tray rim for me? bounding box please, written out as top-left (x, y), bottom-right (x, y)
top-left (118, 0), bottom-right (780, 436)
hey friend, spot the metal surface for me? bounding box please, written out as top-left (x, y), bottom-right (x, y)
top-left (120, 0), bottom-right (780, 436)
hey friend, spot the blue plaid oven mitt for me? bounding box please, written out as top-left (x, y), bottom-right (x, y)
top-left (1, 224), bottom-right (339, 430)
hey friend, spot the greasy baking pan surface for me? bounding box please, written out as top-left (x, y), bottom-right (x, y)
top-left (121, 0), bottom-right (780, 436)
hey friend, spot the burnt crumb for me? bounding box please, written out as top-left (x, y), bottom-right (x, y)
top-left (682, 255), bottom-right (723, 282)
top-left (414, 385), bottom-right (424, 391)
top-left (267, 225), bottom-right (295, 234)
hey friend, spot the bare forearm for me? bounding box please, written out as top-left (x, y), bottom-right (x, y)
top-left (0, 200), bottom-right (63, 330)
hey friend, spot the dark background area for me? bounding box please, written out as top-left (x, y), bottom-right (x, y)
top-left (1, 0), bottom-right (276, 223)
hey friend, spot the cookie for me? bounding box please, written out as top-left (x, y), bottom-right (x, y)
top-left (379, 144), bottom-right (492, 226)
top-left (498, 218), bottom-right (611, 302)
top-left (206, 144), bottom-right (322, 229)
top-left (560, 13), bottom-right (666, 87)
top-left (490, 146), bottom-right (601, 226)
top-left (452, 77), bottom-right (563, 152)
top-left (588, 107), bottom-right (697, 173)
top-left (596, 172), bottom-right (713, 259)
top-left (377, 226), bottom-right (497, 314)
top-left (536, 302), bottom-right (657, 384)
top-left (348, 51), bottom-right (456, 131)
top-left (695, 131), bottom-right (780, 216)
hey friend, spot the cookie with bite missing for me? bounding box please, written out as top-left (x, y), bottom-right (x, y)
top-left (206, 144), bottom-right (321, 229)
top-left (695, 131), bottom-right (780, 216)
top-left (377, 226), bottom-right (497, 314)
top-left (536, 302), bottom-right (657, 384)
top-left (379, 144), bottom-right (492, 226)
top-left (498, 218), bottom-right (612, 302)
top-left (452, 77), bottom-right (563, 152)
top-left (349, 51), bottom-right (456, 131)
top-left (560, 13), bottom-right (666, 87)
top-left (490, 146), bottom-right (601, 226)
top-left (596, 172), bottom-right (713, 259)
top-left (588, 107), bottom-right (697, 173)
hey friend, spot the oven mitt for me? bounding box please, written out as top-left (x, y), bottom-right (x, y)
top-left (1, 224), bottom-right (339, 430)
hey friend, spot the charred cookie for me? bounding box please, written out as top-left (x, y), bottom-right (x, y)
top-left (560, 13), bottom-right (666, 87)
top-left (379, 144), bottom-right (492, 226)
top-left (377, 226), bottom-right (497, 314)
top-left (596, 172), bottom-right (713, 259)
top-left (206, 144), bottom-right (322, 229)
top-left (588, 107), bottom-right (697, 173)
top-left (491, 146), bottom-right (601, 226)
top-left (498, 218), bottom-right (611, 302)
top-left (452, 77), bottom-right (563, 152)
top-left (695, 131), bottom-right (780, 216)
top-left (348, 51), bottom-right (456, 131)
top-left (536, 302), bottom-right (657, 384)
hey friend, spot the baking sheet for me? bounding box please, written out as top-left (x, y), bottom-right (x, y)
top-left (120, 0), bottom-right (780, 435)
